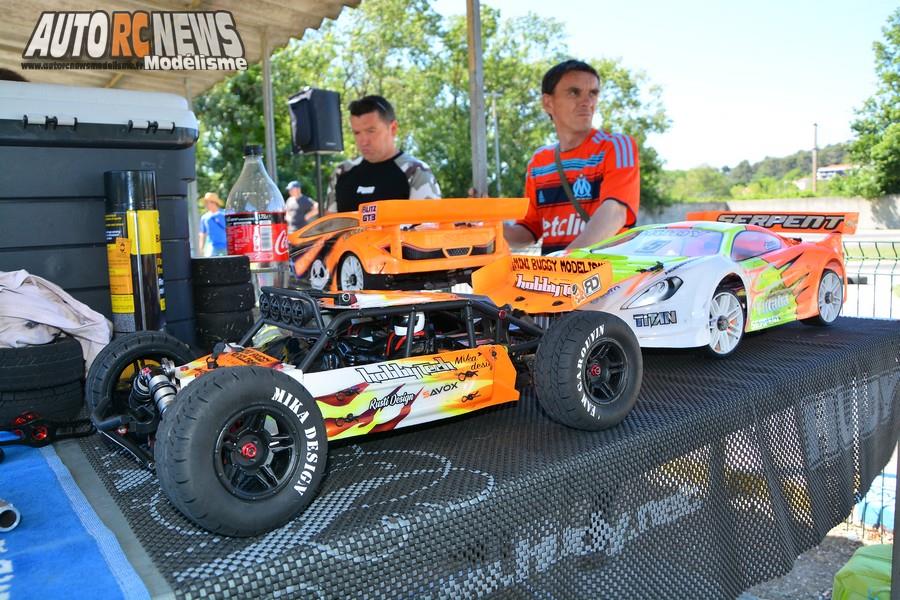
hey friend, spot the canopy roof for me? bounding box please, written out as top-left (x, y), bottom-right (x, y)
top-left (0, 0), bottom-right (360, 96)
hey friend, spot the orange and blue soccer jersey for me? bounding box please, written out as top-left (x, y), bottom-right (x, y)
top-left (518, 129), bottom-right (640, 254)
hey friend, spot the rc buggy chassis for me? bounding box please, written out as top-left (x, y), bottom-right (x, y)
top-left (87, 269), bottom-right (642, 536)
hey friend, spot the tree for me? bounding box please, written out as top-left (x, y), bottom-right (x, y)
top-left (409, 7), bottom-right (568, 198)
top-left (845, 8), bottom-right (900, 196)
top-left (592, 60), bottom-right (670, 208)
top-left (192, 0), bottom-right (670, 209)
top-left (663, 166), bottom-right (732, 200)
top-left (728, 160), bottom-right (754, 185)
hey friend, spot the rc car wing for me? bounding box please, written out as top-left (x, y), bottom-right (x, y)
top-left (685, 211), bottom-right (859, 235)
top-left (358, 197), bottom-right (528, 225)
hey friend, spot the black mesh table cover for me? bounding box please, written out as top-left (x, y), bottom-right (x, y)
top-left (79, 318), bottom-right (900, 599)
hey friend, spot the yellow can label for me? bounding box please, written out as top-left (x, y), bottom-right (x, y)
top-left (107, 237), bottom-right (133, 294)
top-left (111, 294), bottom-right (136, 313)
top-left (126, 210), bottom-right (161, 255)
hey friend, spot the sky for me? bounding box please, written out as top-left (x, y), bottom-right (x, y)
top-left (432, 0), bottom-right (897, 170)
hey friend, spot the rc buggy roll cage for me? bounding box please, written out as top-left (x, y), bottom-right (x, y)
top-left (87, 260), bottom-right (642, 536)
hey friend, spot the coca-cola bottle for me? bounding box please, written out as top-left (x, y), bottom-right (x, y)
top-left (225, 144), bottom-right (289, 291)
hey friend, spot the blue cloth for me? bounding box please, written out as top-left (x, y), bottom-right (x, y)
top-left (200, 210), bottom-right (227, 251)
top-left (0, 443), bottom-right (148, 600)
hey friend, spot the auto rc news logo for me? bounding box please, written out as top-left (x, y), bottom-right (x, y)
top-left (21, 11), bottom-right (247, 71)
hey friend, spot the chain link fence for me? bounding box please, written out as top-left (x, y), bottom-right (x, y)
top-left (843, 239), bottom-right (900, 319)
top-left (842, 239), bottom-right (898, 542)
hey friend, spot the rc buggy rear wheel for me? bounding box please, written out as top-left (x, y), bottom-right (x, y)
top-left (154, 367), bottom-right (328, 537)
top-left (803, 269), bottom-right (843, 326)
top-left (534, 311), bottom-right (642, 431)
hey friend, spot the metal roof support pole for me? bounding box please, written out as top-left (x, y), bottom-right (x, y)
top-left (466, 0), bottom-right (488, 197)
top-left (184, 77), bottom-right (201, 257)
top-left (261, 28), bottom-right (278, 181)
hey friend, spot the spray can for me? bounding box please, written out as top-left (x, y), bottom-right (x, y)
top-left (104, 170), bottom-right (166, 333)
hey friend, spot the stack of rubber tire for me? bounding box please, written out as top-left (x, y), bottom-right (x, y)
top-left (0, 337), bottom-right (84, 424)
top-left (192, 256), bottom-right (256, 352)
top-left (159, 196), bottom-right (197, 347)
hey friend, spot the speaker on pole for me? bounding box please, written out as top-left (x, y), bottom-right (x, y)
top-left (288, 88), bottom-right (344, 154)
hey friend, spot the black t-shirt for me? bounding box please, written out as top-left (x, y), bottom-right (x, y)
top-left (334, 151), bottom-right (412, 212)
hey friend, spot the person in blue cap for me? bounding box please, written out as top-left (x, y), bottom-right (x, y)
top-left (198, 192), bottom-right (227, 256)
top-left (284, 180), bottom-right (319, 233)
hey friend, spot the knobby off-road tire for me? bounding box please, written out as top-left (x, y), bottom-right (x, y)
top-left (154, 367), bottom-right (328, 537)
top-left (0, 336), bottom-right (84, 392)
top-left (534, 311), bottom-right (642, 431)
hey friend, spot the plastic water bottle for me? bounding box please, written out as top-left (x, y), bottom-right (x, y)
top-left (225, 144), bottom-right (289, 292)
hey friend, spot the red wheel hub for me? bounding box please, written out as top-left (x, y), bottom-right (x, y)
top-left (33, 425), bottom-right (48, 442)
top-left (240, 442), bottom-right (258, 459)
top-left (589, 363), bottom-right (602, 377)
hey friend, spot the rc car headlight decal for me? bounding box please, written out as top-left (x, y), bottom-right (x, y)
top-left (622, 277), bottom-right (683, 309)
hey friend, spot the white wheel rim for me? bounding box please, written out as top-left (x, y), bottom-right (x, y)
top-left (708, 292), bottom-right (744, 354)
top-left (340, 256), bottom-right (365, 291)
top-left (309, 259), bottom-right (329, 290)
top-left (818, 271), bottom-right (843, 323)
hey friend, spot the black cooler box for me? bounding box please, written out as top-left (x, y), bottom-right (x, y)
top-left (0, 81), bottom-right (199, 345)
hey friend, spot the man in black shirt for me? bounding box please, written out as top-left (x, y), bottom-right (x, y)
top-left (325, 95), bottom-right (441, 213)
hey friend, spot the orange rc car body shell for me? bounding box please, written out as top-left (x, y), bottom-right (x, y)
top-left (288, 198), bottom-right (528, 290)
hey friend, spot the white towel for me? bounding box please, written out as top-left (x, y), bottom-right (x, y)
top-left (0, 270), bottom-right (112, 369)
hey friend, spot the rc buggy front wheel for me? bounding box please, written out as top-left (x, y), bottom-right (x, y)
top-left (154, 367), bottom-right (328, 537)
top-left (534, 311), bottom-right (642, 431)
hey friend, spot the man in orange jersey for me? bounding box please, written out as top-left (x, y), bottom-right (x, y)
top-left (505, 60), bottom-right (640, 255)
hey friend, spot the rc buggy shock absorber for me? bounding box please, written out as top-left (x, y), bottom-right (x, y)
top-left (130, 359), bottom-right (179, 417)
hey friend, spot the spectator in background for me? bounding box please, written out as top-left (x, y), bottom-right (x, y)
top-left (284, 180), bottom-right (319, 233)
top-left (198, 192), bottom-right (227, 256)
top-left (325, 95), bottom-right (441, 213)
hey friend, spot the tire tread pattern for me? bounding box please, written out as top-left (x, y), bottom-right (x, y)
top-left (0, 380), bottom-right (83, 423)
top-left (155, 367), bottom-right (327, 537)
top-left (534, 312), bottom-right (642, 430)
top-left (0, 337), bottom-right (84, 392)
